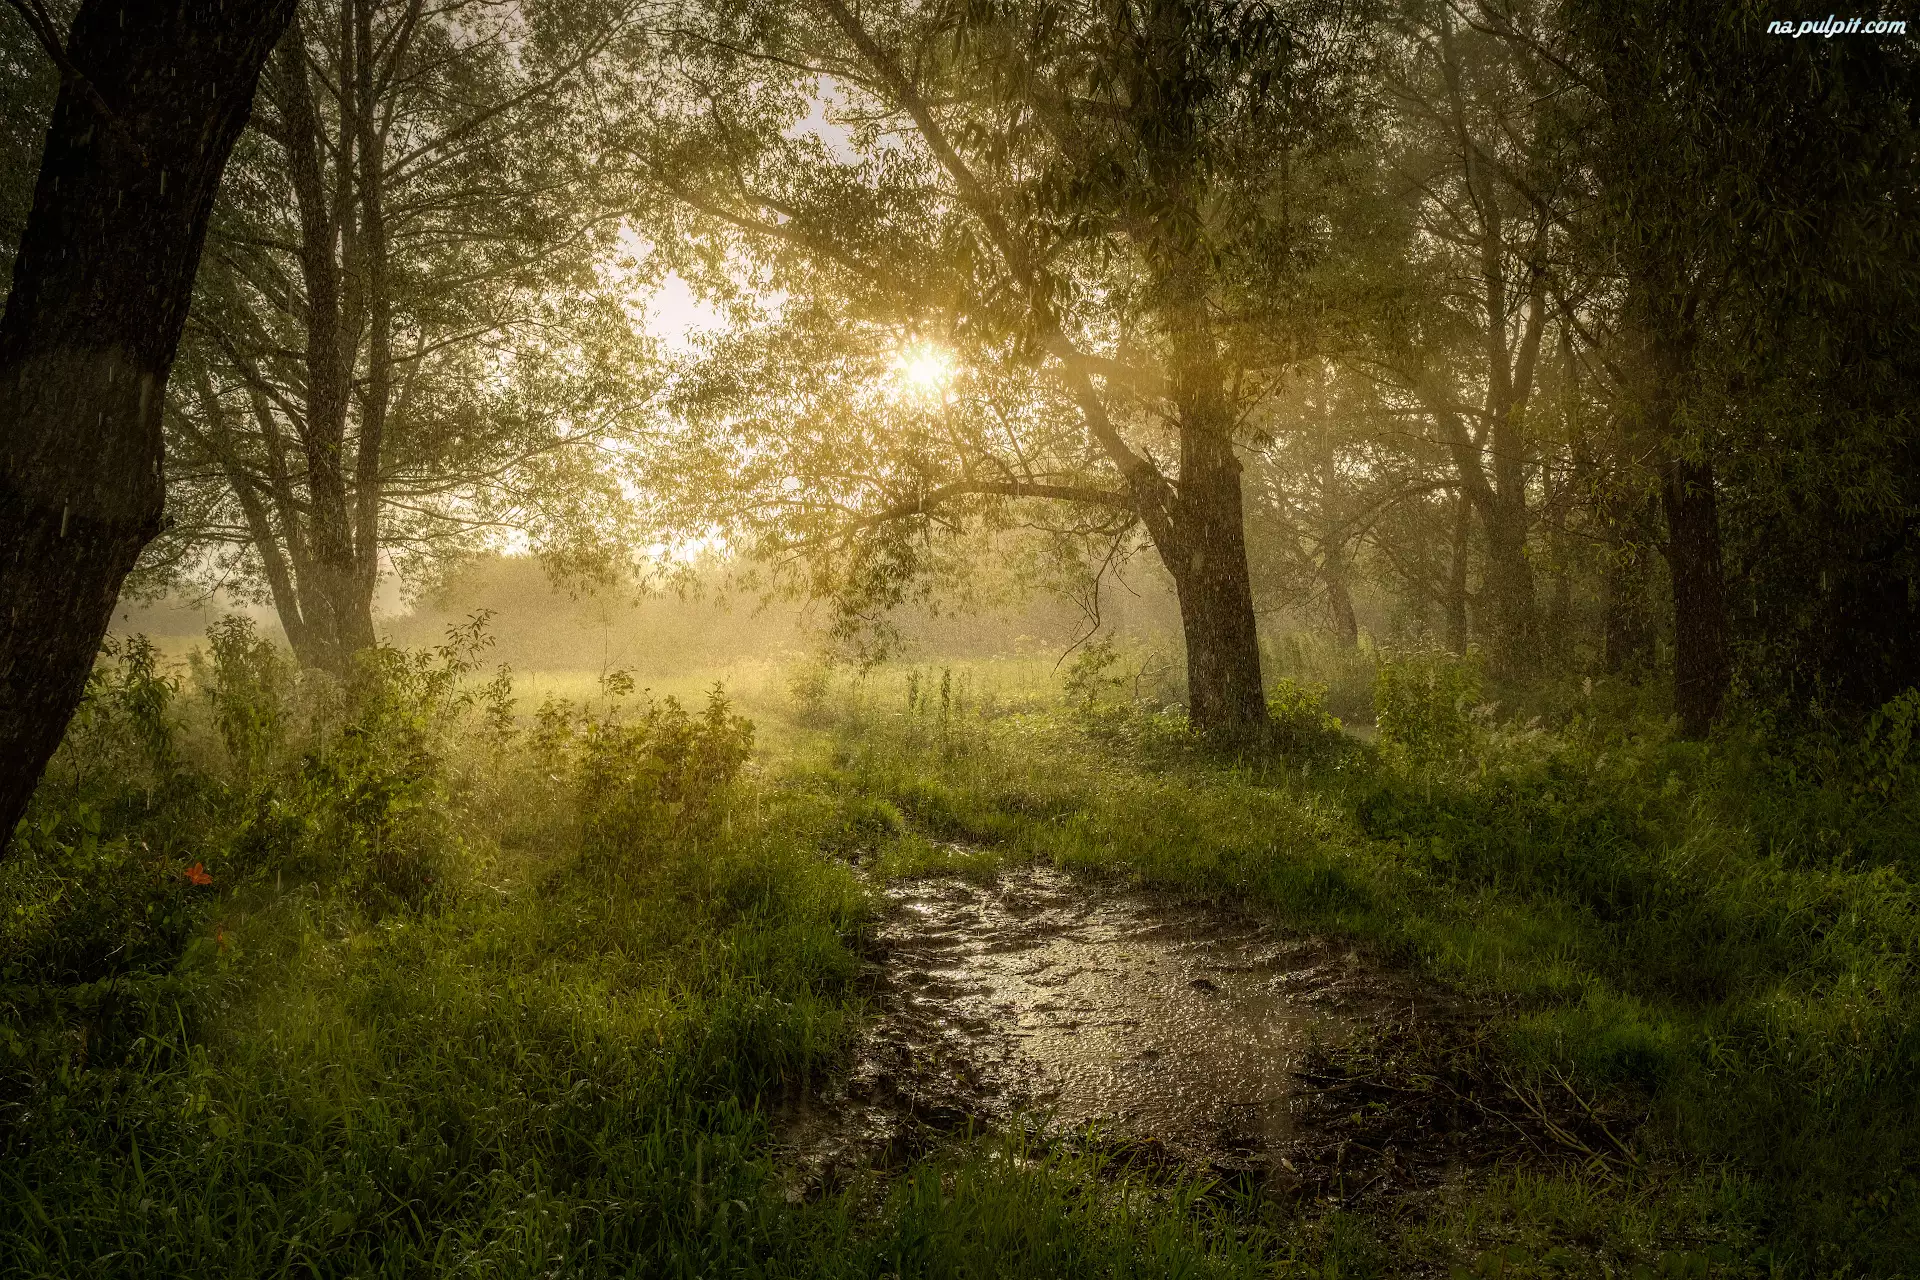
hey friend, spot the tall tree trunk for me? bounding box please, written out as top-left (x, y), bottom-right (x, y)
top-left (1163, 296), bottom-right (1266, 737)
top-left (1661, 455), bottom-right (1729, 736)
top-left (1436, 31), bottom-right (1547, 680)
top-left (0, 0), bottom-right (295, 847)
top-left (1632, 310), bottom-right (1728, 736)
top-left (246, 385), bottom-right (327, 668)
top-left (350, 0), bottom-right (391, 621)
top-left (276, 16), bottom-right (375, 673)
top-left (1167, 437), bottom-right (1267, 735)
top-left (1481, 500), bottom-right (1538, 673)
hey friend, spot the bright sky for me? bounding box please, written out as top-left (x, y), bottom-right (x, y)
top-left (644, 270), bottom-right (726, 354)
top-left (784, 75), bottom-right (861, 158)
top-left (623, 77), bottom-right (877, 356)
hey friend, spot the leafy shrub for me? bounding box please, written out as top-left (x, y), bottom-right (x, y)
top-left (1376, 647), bottom-right (1484, 769)
top-left (1265, 677), bottom-right (1344, 752)
top-left (1264, 630), bottom-right (1379, 725)
top-left (196, 615), bottom-right (295, 779)
top-left (218, 620), bottom-right (498, 911)
top-left (1718, 685), bottom-right (1920, 874)
top-left (574, 682), bottom-right (755, 862)
top-left (491, 671), bottom-right (756, 868)
top-left (1063, 636), bottom-right (1128, 715)
top-left (788, 661), bottom-right (833, 724)
top-left (1, 638), bottom-right (227, 1077)
top-left (1859, 688), bottom-right (1920, 797)
top-left (1059, 639), bottom-right (1189, 756)
top-left (3, 637), bottom-right (220, 983)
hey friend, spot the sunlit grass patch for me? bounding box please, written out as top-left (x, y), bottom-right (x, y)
top-left (8, 640), bottom-right (1919, 1276)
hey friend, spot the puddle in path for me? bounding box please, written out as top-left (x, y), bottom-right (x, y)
top-left (778, 862), bottom-right (1422, 1191)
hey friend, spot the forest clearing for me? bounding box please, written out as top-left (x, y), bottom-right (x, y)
top-left (1, 0), bottom-right (1916, 1274)
top-left (4, 632), bottom-right (1916, 1275)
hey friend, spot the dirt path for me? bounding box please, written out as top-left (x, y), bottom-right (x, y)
top-left (778, 861), bottom-right (1451, 1196)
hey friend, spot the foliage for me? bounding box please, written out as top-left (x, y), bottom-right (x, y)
top-left (1264, 631), bottom-right (1380, 726)
top-left (195, 615), bottom-right (297, 779)
top-left (1062, 636), bottom-right (1129, 716)
top-left (804, 655), bottom-right (1920, 1270)
top-left (143, 0), bottom-right (652, 665)
top-left (3, 636), bottom-right (212, 994)
top-left (10, 638), bottom-right (1920, 1272)
top-left (1264, 678), bottom-right (1344, 751)
top-left (1, 644), bottom-right (1325, 1280)
top-left (566, 676), bottom-right (755, 864)
top-left (1374, 647), bottom-right (1484, 769)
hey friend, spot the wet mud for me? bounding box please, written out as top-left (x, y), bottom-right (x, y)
top-left (777, 861), bottom-right (1505, 1201)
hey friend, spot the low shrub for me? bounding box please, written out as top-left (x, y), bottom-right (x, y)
top-left (1375, 646), bottom-right (1485, 769)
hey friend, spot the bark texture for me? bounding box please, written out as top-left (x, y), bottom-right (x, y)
top-left (1156, 293), bottom-right (1267, 736)
top-left (0, 0), bottom-right (295, 845)
top-left (1166, 425), bottom-right (1268, 735)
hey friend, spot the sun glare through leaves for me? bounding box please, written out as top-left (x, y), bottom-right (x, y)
top-left (891, 340), bottom-right (955, 403)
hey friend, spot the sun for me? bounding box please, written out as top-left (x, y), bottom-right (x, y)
top-left (891, 340), bottom-right (955, 401)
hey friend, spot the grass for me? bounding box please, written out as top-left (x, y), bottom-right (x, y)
top-left (808, 658), bottom-right (1920, 1275)
top-left (3, 637), bottom-right (1917, 1276)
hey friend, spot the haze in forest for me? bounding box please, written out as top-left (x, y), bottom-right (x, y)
top-left (1, 0), bottom-right (1917, 1275)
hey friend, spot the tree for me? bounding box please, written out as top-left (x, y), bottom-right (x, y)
top-left (1242, 359), bottom-right (1452, 648)
top-left (1562, 0), bottom-right (1919, 732)
top-left (0, 0), bottom-right (296, 847)
top-left (0, 0), bottom-right (57, 278)
top-left (147, 0), bottom-right (646, 674)
top-left (629, 0), bottom-right (1351, 733)
top-left (1348, 2), bottom-right (1588, 677)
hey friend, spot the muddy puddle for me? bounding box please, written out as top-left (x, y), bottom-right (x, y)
top-left (777, 862), bottom-right (1442, 1195)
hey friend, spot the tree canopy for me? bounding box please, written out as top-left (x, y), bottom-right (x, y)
top-left (4, 0), bottom-right (1911, 732)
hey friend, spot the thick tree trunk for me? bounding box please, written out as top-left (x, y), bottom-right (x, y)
top-left (1480, 502), bottom-right (1538, 674)
top-left (0, 0), bottom-right (295, 847)
top-left (1157, 288), bottom-right (1266, 737)
top-left (1167, 427), bottom-right (1267, 736)
top-left (1661, 455), bottom-right (1729, 737)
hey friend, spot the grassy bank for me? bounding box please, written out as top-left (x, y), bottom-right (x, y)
top-left (3, 633), bottom-right (1916, 1275)
top-left (813, 654), bottom-right (1920, 1274)
top-left (0, 634), bottom-right (1330, 1278)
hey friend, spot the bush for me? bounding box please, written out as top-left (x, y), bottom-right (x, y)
top-left (215, 620), bottom-right (497, 911)
top-left (1375, 646), bottom-right (1484, 769)
top-left (1265, 677), bottom-right (1345, 752)
top-left (3, 637), bottom-right (219, 988)
top-left (787, 660), bottom-right (833, 724)
top-left (573, 680), bottom-right (755, 862)
top-left (1264, 630), bottom-right (1379, 725)
top-left (197, 615), bottom-right (296, 779)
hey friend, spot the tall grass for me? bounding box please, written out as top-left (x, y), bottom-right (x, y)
top-left (1, 627), bottom-right (1336, 1278)
top-left (814, 653), bottom-right (1920, 1273)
